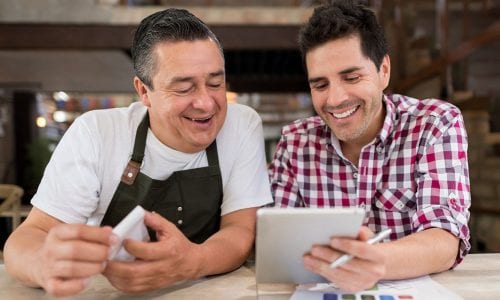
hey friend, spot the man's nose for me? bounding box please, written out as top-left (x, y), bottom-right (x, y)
top-left (327, 84), bottom-right (349, 107)
top-left (192, 86), bottom-right (216, 110)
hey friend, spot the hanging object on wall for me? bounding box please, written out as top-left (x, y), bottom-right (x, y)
top-left (0, 105), bottom-right (8, 138)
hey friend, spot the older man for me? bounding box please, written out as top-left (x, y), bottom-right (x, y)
top-left (5, 8), bottom-right (272, 296)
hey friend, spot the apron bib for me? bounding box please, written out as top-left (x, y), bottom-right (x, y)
top-left (101, 113), bottom-right (222, 244)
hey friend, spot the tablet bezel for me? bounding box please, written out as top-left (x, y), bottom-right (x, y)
top-left (255, 207), bottom-right (365, 284)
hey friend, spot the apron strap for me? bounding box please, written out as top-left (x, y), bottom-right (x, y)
top-left (120, 112), bottom-right (148, 185)
top-left (206, 140), bottom-right (219, 166)
top-left (131, 112), bottom-right (149, 163)
top-left (122, 111), bottom-right (220, 185)
top-left (204, 140), bottom-right (222, 199)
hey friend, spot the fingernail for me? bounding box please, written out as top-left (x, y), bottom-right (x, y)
top-left (331, 239), bottom-right (340, 247)
top-left (108, 247), bottom-right (115, 258)
top-left (82, 277), bottom-right (91, 288)
top-left (303, 257), bottom-right (313, 269)
top-left (109, 234), bottom-right (119, 245)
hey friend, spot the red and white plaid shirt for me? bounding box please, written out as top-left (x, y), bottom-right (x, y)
top-left (269, 94), bottom-right (471, 264)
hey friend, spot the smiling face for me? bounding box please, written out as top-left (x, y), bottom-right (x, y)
top-left (134, 38), bottom-right (227, 153)
top-left (306, 34), bottom-right (390, 148)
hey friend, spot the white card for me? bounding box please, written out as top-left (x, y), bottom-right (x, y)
top-left (108, 205), bottom-right (150, 261)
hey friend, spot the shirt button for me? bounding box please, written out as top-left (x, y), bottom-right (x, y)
top-left (359, 203), bottom-right (366, 209)
top-left (177, 206), bottom-right (183, 212)
top-left (376, 145), bottom-right (384, 153)
top-left (395, 202), bottom-right (405, 210)
top-left (353, 172), bottom-right (358, 179)
top-left (177, 219), bottom-right (183, 225)
top-left (127, 172), bottom-right (133, 178)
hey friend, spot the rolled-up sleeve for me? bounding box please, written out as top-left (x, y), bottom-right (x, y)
top-left (414, 113), bottom-right (471, 266)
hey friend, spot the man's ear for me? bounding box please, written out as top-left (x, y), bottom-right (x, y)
top-left (134, 76), bottom-right (151, 107)
top-left (380, 55), bottom-right (391, 90)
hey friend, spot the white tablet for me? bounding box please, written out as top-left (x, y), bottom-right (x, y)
top-left (255, 207), bottom-right (365, 284)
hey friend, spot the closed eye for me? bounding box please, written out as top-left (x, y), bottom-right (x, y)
top-left (309, 79), bottom-right (328, 91)
top-left (344, 75), bottom-right (360, 82)
top-left (207, 82), bottom-right (223, 89)
top-left (175, 86), bottom-right (194, 95)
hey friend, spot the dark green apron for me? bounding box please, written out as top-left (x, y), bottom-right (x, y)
top-left (100, 113), bottom-right (222, 244)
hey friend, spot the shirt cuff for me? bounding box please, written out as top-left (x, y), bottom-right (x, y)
top-left (412, 204), bottom-right (471, 267)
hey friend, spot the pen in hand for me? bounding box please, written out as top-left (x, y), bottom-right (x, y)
top-left (329, 228), bottom-right (392, 269)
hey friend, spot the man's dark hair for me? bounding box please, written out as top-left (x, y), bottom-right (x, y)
top-left (298, 0), bottom-right (388, 70)
top-left (132, 8), bottom-right (223, 89)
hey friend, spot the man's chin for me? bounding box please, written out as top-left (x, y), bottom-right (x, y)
top-left (188, 137), bottom-right (217, 152)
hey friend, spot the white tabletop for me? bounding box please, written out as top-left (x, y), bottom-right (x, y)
top-left (1, 253), bottom-right (499, 299)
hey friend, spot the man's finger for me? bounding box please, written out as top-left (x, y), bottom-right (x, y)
top-left (51, 224), bottom-right (113, 245)
top-left (357, 226), bottom-right (375, 241)
top-left (310, 245), bottom-right (343, 264)
top-left (50, 260), bottom-right (106, 278)
top-left (49, 239), bottom-right (111, 262)
top-left (329, 238), bottom-right (375, 261)
top-left (143, 211), bottom-right (177, 233)
top-left (44, 277), bottom-right (91, 297)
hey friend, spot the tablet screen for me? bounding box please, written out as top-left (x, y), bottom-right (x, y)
top-left (256, 207), bottom-right (365, 284)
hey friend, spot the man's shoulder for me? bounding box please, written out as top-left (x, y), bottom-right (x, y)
top-left (216, 103), bottom-right (262, 147)
top-left (76, 101), bottom-right (145, 127)
top-left (222, 103), bottom-right (262, 134)
top-left (388, 94), bottom-right (462, 120)
top-left (227, 103), bottom-right (259, 118)
top-left (282, 116), bottom-right (325, 136)
top-left (64, 102), bottom-right (145, 147)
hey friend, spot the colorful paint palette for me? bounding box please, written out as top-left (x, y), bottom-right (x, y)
top-left (321, 294), bottom-right (414, 300)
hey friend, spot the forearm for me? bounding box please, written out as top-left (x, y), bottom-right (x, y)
top-left (379, 228), bottom-right (459, 280)
top-left (4, 225), bottom-right (47, 287)
top-left (193, 209), bottom-right (256, 278)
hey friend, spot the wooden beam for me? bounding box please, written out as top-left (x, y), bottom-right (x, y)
top-left (213, 25), bottom-right (300, 50)
top-left (394, 20), bottom-right (500, 93)
top-left (0, 24), bottom-right (136, 50)
top-left (0, 23), bottom-right (301, 50)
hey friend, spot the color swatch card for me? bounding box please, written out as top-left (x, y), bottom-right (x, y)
top-left (291, 275), bottom-right (461, 300)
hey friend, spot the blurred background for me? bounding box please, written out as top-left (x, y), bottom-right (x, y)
top-left (0, 0), bottom-right (499, 254)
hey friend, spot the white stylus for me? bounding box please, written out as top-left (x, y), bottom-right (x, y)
top-left (329, 228), bottom-right (392, 269)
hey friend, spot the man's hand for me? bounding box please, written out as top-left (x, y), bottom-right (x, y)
top-left (36, 224), bottom-right (115, 297)
top-left (303, 226), bottom-right (387, 292)
top-left (103, 211), bottom-right (202, 293)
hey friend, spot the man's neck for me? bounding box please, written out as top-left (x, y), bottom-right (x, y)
top-left (340, 140), bottom-right (363, 167)
top-left (339, 103), bottom-right (386, 167)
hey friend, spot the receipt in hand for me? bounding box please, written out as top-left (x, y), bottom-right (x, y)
top-left (108, 205), bottom-right (150, 261)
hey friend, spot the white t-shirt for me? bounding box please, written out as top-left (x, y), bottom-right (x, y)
top-left (32, 102), bottom-right (273, 226)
